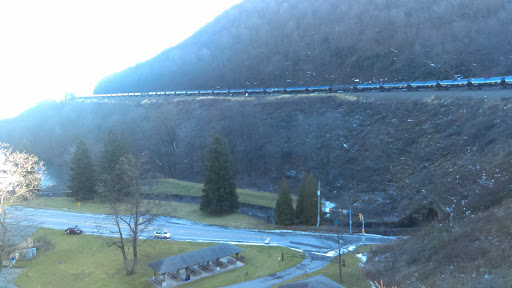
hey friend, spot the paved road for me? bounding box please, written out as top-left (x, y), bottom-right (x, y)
top-left (8, 207), bottom-right (396, 287)
top-left (222, 250), bottom-right (332, 288)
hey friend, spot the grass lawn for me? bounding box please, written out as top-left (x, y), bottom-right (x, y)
top-left (15, 228), bottom-right (304, 288)
top-left (27, 197), bottom-right (273, 230)
top-left (271, 246), bottom-right (373, 288)
top-left (148, 178), bottom-right (297, 208)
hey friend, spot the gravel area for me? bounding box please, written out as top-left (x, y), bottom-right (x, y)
top-left (0, 268), bottom-right (24, 288)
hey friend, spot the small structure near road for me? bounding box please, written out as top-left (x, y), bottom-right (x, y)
top-left (147, 243), bottom-right (244, 287)
top-left (278, 275), bottom-right (345, 288)
top-left (1, 225), bottom-right (39, 266)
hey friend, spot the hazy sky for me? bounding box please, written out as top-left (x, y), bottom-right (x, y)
top-left (0, 0), bottom-right (242, 120)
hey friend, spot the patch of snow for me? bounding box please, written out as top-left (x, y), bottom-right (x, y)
top-left (322, 201), bottom-right (336, 213)
top-left (317, 245), bottom-right (357, 257)
top-left (356, 253), bottom-right (367, 266)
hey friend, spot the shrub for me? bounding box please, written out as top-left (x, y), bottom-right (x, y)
top-left (34, 234), bottom-right (55, 251)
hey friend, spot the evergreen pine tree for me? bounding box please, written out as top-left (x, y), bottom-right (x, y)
top-left (99, 129), bottom-right (127, 177)
top-left (295, 174), bottom-right (307, 223)
top-left (296, 173), bottom-right (318, 225)
top-left (303, 173), bottom-right (319, 225)
top-left (99, 129), bottom-right (128, 201)
top-left (274, 177), bottom-right (294, 225)
top-left (200, 136), bottom-right (239, 215)
top-left (69, 139), bottom-right (96, 200)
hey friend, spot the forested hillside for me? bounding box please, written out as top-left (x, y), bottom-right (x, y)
top-left (94, 0), bottom-right (512, 94)
top-left (2, 91), bottom-right (512, 225)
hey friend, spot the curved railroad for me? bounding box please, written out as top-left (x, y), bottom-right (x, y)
top-left (72, 75), bottom-right (512, 101)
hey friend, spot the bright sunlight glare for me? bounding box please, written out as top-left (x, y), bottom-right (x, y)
top-left (0, 0), bottom-right (242, 120)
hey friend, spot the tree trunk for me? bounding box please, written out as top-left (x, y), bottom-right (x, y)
top-left (338, 232), bottom-right (342, 283)
top-left (113, 213), bottom-right (130, 274)
top-left (130, 208), bottom-right (140, 275)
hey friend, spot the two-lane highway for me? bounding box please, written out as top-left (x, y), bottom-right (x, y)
top-left (10, 207), bottom-right (394, 250)
top-left (8, 206), bottom-right (396, 286)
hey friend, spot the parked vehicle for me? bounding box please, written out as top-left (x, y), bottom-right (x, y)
top-left (65, 226), bottom-right (83, 235)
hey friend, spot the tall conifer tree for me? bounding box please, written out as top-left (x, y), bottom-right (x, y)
top-left (200, 136), bottom-right (239, 215)
top-left (296, 173), bottom-right (318, 225)
top-left (69, 139), bottom-right (96, 200)
top-left (274, 178), bottom-right (294, 225)
top-left (99, 129), bottom-right (126, 177)
top-left (99, 129), bottom-right (127, 200)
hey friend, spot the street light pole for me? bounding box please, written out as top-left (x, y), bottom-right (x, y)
top-left (317, 181), bottom-right (320, 227)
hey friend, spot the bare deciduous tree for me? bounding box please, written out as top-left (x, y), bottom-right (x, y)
top-left (0, 143), bottom-right (44, 272)
top-left (99, 154), bottom-right (157, 275)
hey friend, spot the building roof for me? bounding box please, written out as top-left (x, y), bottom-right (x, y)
top-left (147, 243), bottom-right (243, 274)
top-left (278, 275), bottom-right (345, 288)
top-left (0, 225), bottom-right (39, 246)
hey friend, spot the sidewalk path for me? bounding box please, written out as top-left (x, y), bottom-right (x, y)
top-left (0, 268), bottom-right (24, 288)
top-left (222, 251), bottom-right (331, 288)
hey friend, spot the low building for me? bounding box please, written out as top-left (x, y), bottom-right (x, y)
top-left (1, 225), bottom-right (39, 265)
top-left (147, 243), bottom-right (244, 287)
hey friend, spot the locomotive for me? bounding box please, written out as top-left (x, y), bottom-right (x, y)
top-left (80, 75), bottom-right (512, 99)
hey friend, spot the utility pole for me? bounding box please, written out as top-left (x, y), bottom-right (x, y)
top-left (317, 181), bottom-right (321, 227)
top-left (359, 213), bottom-right (365, 234)
top-left (349, 208), bottom-right (352, 234)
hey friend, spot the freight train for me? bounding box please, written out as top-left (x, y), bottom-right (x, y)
top-left (78, 75), bottom-right (512, 99)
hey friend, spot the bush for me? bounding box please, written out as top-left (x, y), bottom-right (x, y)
top-left (34, 234), bottom-right (55, 251)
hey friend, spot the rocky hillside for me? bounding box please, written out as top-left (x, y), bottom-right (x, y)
top-left (93, 0), bottom-right (512, 94)
top-left (2, 90), bottom-right (511, 224)
top-left (364, 197), bottom-right (512, 287)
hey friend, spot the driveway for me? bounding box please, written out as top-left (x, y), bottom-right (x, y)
top-left (222, 251), bottom-right (331, 288)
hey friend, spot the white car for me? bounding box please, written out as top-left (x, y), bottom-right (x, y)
top-left (153, 229), bottom-right (171, 239)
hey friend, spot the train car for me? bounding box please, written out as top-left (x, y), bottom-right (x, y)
top-left (469, 77), bottom-right (503, 88)
top-left (156, 92), bottom-right (165, 96)
top-left (383, 82), bottom-right (409, 91)
top-left (487, 76), bottom-right (505, 86)
top-left (504, 76), bottom-right (512, 87)
top-left (165, 91), bottom-right (175, 96)
top-left (266, 87), bottom-right (285, 94)
top-left (213, 89), bottom-right (229, 95)
top-left (308, 85), bottom-right (331, 93)
top-left (175, 91), bottom-right (187, 96)
top-left (331, 84), bottom-right (354, 93)
top-left (199, 90), bottom-right (213, 95)
top-left (468, 78), bottom-right (486, 88)
top-left (285, 86), bottom-right (307, 94)
top-left (141, 92), bottom-right (150, 96)
top-left (354, 83), bottom-right (383, 92)
top-left (187, 90), bottom-right (200, 96)
top-left (229, 88), bottom-right (247, 95)
top-left (411, 80), bottom-right (440, 90)
top-left (247, 88), bottom-right (266, 95)
top-left (452, 79), bottom-right (470, 87)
